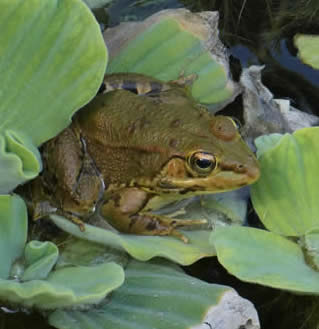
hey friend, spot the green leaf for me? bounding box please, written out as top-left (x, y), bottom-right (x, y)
top-left (105, 10), bottom-right (238, 107)
top-left (0, 0), bottom-right (107, 146)
top-left (0, 197), bottom-right (124, 310)
top-left (251, 128), bottom-right (319, 236)
top-left (49, 259), bottom-right (258, 329)
top-left (22, 241), bottom-right (59, 281)
top-left (254, 133), bottom-right (283, 158)
top-left (0, 0), bottom-right (107, 192)
top-left (294, 34), bottom-right (319, 69)
top-left (212, 226), bottom-right (319, 293)
top-left (0, 131), bottom-right (41, 193)
top-left (0, 262), bottom-right (124, 309)
top-left (50, 215), bottom-right (215, 266)
top-left (0, 194), bottom-right (27, 279)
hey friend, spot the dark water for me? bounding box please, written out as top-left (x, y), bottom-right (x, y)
top-left (5, 1), bottom-right (319, 328)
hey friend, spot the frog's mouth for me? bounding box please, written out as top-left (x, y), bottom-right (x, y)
top-left (158, 166), bottom-right (260, 193)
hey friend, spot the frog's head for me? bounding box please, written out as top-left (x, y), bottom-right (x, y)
top-left (155, 115), bottom-right (260, 194)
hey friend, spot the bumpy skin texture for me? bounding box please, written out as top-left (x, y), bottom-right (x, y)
top-left (29, 73), bottom-right (260, 242)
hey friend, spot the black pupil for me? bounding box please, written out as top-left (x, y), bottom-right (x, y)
top-left (195, 158), bottom-right (212, 169)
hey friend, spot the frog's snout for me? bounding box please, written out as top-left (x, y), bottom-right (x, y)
top-left (245, 164), bottom-right (260, 182)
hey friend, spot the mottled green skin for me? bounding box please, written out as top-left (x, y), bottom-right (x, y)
top-left (29, 74), bottom-right (260, 242)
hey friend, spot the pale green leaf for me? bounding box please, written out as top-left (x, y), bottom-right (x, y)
top-left (0, 262), bottom-right (124, 309)
top-left (251, 127), bottom-right (319, 236)
top-left (50, 214), bottom-right (215, 266)
top-left (0, 0), bottom-right (107, 146)
top-left (212, 226), bottom-right (319, 293)
top-left (105, 10), bottom-right (238, 107)
top-left (0, 0), bottom-right (107, 192)
top-left (294, 34), bottom-right (319, 69)
top-left (254, 133), bottom-right (283, 158)
top-left (49, 259), bottom-right (256, 329)
top-left (22, 241), bottom-right (59, 281)
top-left (0, 131), bottom-right (41, 193)
top-left (0, 194), bottom-right (27, 279)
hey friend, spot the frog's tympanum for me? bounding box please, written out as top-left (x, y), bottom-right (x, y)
top-left (28, 73), bottom-right (260, 243)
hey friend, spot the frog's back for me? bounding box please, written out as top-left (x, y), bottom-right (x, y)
top-left (74, 88), bottom-right (213, 185)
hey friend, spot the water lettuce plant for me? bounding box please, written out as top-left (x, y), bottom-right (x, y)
top-left (212, 127), bottom-right (319, 293)
top-left (49, 258), bottom-right (259, 329)
top-left (0, 0), bottom-right (107, 193)
top-left (49, 8), bottom-right (245, 266)
top-left (0, 2), bottom-right (259, 329)
top-left (0, 195), bottom-right (124, 309)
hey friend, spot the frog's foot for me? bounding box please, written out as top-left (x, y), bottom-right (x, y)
top-left (65, 214), bottom-right (86, 232)
top-left (101, 188), bottom-right (208, 243)
top-left (170, 72), bottom-right (198, 87)
top-left (128, 213), bottom-right (207, 243)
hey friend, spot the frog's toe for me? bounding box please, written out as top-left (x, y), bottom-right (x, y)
top-left (170, 230), bottom-right (189, 243)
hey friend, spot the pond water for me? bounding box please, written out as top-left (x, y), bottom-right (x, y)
top-left (3, 1), bottom-right (319, 328)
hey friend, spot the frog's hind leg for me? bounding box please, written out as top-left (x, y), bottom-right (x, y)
top-left (129, 213), bottom-right (207, 243)
top-left (101, 187), bottom-right (206, 243)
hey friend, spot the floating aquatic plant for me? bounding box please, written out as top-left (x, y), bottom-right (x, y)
top-left (212, 128), bottom-right (319, 293)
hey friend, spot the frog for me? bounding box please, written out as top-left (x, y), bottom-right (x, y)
top-left (27, 73), bottom-right (260, 243)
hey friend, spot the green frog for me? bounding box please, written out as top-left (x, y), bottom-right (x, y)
top-left (28, 73), bottom-right (260, 243)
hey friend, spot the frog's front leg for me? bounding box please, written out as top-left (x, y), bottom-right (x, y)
top-left (101, 188), bottom-right (206, 243)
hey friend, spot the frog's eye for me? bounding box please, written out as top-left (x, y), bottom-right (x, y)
top-left (189, 152), bottom-right (217, 175)
top-left (230, 117), bottom-right (242, 130)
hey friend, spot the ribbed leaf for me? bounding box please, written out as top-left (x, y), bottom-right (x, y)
top-left (251, 128), bottom-right (319, 236)
top-left (105, 9), bottom-right (239, 107)
top-left (49, 259), bottom-right (259, 329)
top-left (0, 262), bottom-right (124, 309)
top-left (50, 214), bottom-right (215, 266)
top-left (0, 0), bottom-right (107, 192)
top-left (212, 226), bottom-right (319, 293)
top-left (0, 0), bottom-right (107, 145)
